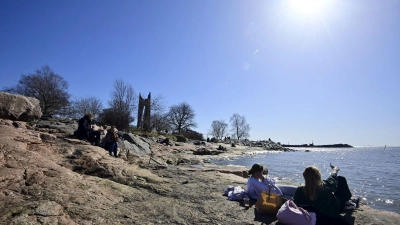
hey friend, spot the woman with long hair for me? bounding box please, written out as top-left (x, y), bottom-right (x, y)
top-left (293, 164), bottom-right (359, 218)
top-left (246, 163), bottom-right (282, 200)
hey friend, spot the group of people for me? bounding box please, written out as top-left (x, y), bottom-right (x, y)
top-left (246, 163), bottom-right (359, 220)
top-left (76, 113), bottom-right (120, 157)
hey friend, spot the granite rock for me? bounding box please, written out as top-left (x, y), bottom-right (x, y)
top-left (0, 92), bottom-right (42, 121)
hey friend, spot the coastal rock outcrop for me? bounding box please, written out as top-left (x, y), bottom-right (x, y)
top-left (121, 133), bottom-right (153, 156)
top-left (35, 119), bottom-right (78, 137)
top-left (1, 116), bottom-right (399, 224)
top-left (0, 92), bottom-right (42, 121)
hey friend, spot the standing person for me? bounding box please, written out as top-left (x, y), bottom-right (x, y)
top-left (76, 113), bottom-right (101, 146)
top-left (105, 126), bottom-right (119, 157)
top-left (293, 164), bottom-right (360, 219)
top-left (246, 163), bottom-right (283, 200)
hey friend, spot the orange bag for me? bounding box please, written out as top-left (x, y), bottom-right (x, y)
top-left (255, 185), bottom-right (284, 214)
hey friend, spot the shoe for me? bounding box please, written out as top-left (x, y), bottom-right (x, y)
top-left (345, 201), bottom-right (356, 210)
top-left (351, 197), bottom-right (361, 208)
top-left (330, 163), bottom-right (340, 172)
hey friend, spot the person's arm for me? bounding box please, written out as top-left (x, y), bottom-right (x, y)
top-left (293, 187), bottom-right (313, 206)
top-left (293, 187), bottom-right (302, 204)
top-left (260, 176), bottom-right (283, 195)
top-left (262, 176), bottom-right (275, 185)
top-left (82, 120), bottom-right (92, 132)
top-left (247, 176), bottom-right (269, 196)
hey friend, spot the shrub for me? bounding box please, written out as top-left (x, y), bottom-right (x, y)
top-left (180, 129), bottom-right (204, 141)
top-left (175, 135), bottom-right (188, 142)
top-left (165, 134), bottom-right (177, 142)
top-left (210, 137), bottom-right (219, 143)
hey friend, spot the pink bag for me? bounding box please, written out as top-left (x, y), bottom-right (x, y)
top-left (276, 200), bottom-right (316, 225)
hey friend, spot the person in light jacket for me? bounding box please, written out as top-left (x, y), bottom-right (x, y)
top-left (246, 163), bottom-right (283, 200)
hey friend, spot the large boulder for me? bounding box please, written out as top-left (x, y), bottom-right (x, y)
top-left (121, 133), bottom-right (153, 156)
top-left (0, 92), bottom-right (42, 121)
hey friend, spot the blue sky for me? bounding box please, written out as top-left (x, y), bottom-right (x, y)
top-left (1, 0), bottom-right (399, 146)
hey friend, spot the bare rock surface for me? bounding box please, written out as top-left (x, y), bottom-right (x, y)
top-left (0, 92), bottom-right (42, 121)
top-left (121, 133), bottom-right (154, 156)
top-left (35, 119), bottom-right (78, 137)
top-left (0, 119), bottom-right (399, 225)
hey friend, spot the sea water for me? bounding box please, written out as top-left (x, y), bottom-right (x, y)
top-left (211, 146), bottom-right (400, 214)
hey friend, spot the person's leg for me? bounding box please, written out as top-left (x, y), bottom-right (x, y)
top-left (94, 131), bottom-right (101, 145)
top-left (94, 130), bottom-right (101, 140)
top-left (334, 176), bottom-right (353, 211)
top-left (88, 131), bottom-right (95, 144)
top-left (88, 131), bottom-right (101, 145)
top-left (108, 142), bottom-right (113, 156)
top-left (113, 142), bottom-right (118, 157)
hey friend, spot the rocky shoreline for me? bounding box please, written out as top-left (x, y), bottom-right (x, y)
top-left (0, 118), bottom-right (399, 225)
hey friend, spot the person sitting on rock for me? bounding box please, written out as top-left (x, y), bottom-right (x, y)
top-left (76, 113), bottom-right (101, 146)
top-left (105, 126), bottom-right (119, 157)
top-left (246, 163), bottom-right (282, 200)
top-left (293, 164), bottom-right (360, 220)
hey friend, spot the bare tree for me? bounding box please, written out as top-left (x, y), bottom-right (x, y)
top-left (208, 120), bottom-right (228, 140)
top-left (70, 96), bottom-right (103, 119)
top-left (151, 112), bottom-right (171, 132)
top-left (56, 102), bottom-right (74, 119)
top-left (230, 113), bottom-right (250, 140)
top-left (9, 65), bottom-right (70, 115)
top-left (105, 79), bottom-right (137, 130)
top-left (98, 108), bottom-right (116, 127)
top-left (151, 94), bottom-right (166, 115)
top-left (166, 102), bottom-right (197, 134)
top-left (149, 94), bottom-right (169, 132)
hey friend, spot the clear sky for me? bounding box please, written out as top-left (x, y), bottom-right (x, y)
top-left (1, 0), bottom-right (399, 146)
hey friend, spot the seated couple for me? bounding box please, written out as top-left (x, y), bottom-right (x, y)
top-left (246, 163), bottom-right (283, 200)
top-left (247, 163), bottom-right (359, 219)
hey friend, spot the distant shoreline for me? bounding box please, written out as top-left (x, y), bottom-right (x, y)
top-left (281, 143), bottom-right (353, 148)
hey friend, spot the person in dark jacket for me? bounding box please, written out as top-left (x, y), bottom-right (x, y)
top-left (76, 113), bottom-right (101, 146)
top-left (293, 164), bottom-right (359, 220)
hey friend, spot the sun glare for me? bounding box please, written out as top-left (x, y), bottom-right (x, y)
top-left (289, 0), bottom-right (327, 15)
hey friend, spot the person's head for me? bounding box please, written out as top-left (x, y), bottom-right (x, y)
top-left (110, 126), bottom-right (118, 133)
top-left (303, 166), bottom-right (323, 201)
top-left (248, 163), bottom-right (268, 177)
top-left (84, 113), bottom-right (94, 120)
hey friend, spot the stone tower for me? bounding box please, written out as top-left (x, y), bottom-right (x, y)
top-left (137, 92), bottom-right (151, 130)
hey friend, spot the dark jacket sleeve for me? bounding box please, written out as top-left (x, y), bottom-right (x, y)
top-left (293, 186), bottom-right (313, 206)
top-left (78, 118), bottom-right (92, 132)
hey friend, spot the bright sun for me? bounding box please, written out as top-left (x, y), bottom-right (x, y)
top-left (289, 0), bottom-right (327, 15)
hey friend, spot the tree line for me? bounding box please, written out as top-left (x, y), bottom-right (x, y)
top-left (2, 65), bottom-right (197, 136)
top-left (3, 65), bottom-right (251, 141)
